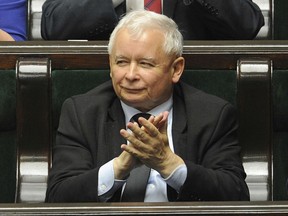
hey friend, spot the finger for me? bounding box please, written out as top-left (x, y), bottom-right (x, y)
top-left (137, 117), bottom-right (159, 137)
top-left (121, 126), bottom-right (154, 153)
top-left (140, 115), bottom-right (155, 130)
top-left (148, 115), bottom-right (155, 122)
top-left (121, 143), bottom-right (147, 159)
top-left (139, 111), bottom-right (169, 136)
top-left (158, 119), bottom-right (168, 134)
top-left (152, 113), bottom-right (163, 127)
top-left (155, 111), bottom-right (169, 129)
top-left (120, 128), bottom-right (143, 145)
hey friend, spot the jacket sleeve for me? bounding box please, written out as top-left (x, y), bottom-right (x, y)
top-left (45, 98), bottom-right (100, 202)
top-left (191, 0), bottom-right (265, 39)
top-left (178, 103), bottom-right (250, 201)
top-left (41, 0), bottom-right (119, 40)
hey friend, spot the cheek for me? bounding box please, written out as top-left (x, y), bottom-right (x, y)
top-left (147, 76), bottom-right (172, 96)
top-left (110, 69), bottom-right (123, 93)
top-left (110, 68), bottom-right (123, 83)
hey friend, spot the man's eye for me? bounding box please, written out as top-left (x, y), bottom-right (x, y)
top-left (116, 60), bottom-right (128, 66)
top-left (140, 62), bottom-right (154, 68)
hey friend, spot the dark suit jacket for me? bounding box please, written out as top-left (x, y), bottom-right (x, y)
top-left (45, 81), bottom-right (249, 202)
top-left (41, 0), bottom-right (264, 40)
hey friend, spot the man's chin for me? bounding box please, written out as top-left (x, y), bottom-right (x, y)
top-left (121, 98), bottom-right (148, 109)
top-left (122, 98), bottom-right (143, 106)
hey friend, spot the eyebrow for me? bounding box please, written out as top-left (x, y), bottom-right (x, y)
top-left (114, 55), bottom-right (156, 62)
top-left (114, 55), bottom-right (126, 59)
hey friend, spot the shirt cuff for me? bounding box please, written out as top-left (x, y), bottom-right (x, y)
top-left (98, 158), bottom-right (126, 201)
top-left (164, 164), bottom-right (187, 192)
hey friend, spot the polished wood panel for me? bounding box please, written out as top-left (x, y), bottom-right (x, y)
top-left (1, 201), bottom-right (288, 215)
top-left (1, 41), bottom-right (288, 70)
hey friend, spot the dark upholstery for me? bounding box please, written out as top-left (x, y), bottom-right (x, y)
top-left (274, 0), bottom-right (288, 39)
top-left (181, 69), bottom-right (237, 106)
top-left (272, 70), bottom-right (288, 200)
top-left (52, 70), bottom-right (111, 130)
top-left (0, 70), bottom-right (16, 203)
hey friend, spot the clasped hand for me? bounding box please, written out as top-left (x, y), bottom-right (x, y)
top-left (113, 112), bottom-right (184, 180)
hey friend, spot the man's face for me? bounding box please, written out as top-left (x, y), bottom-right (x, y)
top-left (109, 28), bottom-right (183, 112)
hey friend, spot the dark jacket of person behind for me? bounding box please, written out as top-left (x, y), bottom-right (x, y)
top-left (41, 0), bottom-right (264, 40)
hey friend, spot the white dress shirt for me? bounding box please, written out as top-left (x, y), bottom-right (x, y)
top-left (112, 0), bottom-right (164, 13)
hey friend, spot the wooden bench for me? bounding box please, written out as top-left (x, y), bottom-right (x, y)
top-left (0, 41), bottom-right (287, 204)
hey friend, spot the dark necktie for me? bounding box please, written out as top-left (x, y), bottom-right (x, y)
top-left (144, 0), bottom-right (162, 14)
top-left (130, 113), bottom-right (151, 127)
top-left (121, 113), bottom-right (151, 202)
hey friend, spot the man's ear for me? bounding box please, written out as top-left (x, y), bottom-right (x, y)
top-left (109, 55), bottom-right (113, 78)
top-left (171, 57), bottom-right (185, 83)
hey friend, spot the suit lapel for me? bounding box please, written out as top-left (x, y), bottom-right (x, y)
top-left (172, 90), bottom-right (189, 161)
top-left (167, 87), bottom-right (188, 201)
top-left (105, 98), bottom-right (126, 159)
top-left (163, 0), bottom-right (178, 18)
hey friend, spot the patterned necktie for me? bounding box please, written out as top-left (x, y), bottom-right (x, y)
top-left (121, 113), bottom-right (151, 202)
top-left (144, 0), bottom-right (162, 14)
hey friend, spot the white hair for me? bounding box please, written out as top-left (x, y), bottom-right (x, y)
top-left (108, 10), bottom-right (183, 57)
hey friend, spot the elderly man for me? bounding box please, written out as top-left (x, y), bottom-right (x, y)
top-left (45, 10), bottom-right (249, 202)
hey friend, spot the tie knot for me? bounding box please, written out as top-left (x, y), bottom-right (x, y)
top-left (130, 113), bottom-right (151, 127)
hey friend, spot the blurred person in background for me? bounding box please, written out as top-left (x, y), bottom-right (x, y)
top-left (41, 0), bottom-right (264, 40)
top-left (0, 0), bottom-right (27, 41)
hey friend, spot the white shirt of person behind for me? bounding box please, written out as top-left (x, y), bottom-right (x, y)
top-left (112, 0), bottom-right (164, 13)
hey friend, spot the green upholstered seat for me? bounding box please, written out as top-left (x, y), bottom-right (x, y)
top-left (51, 70), bottom-right (111, 130)
top-left (274, 0), bottom-right (288, 39)
top-left (272, 70), bottom-right (288, 200)
top-left (181, 69), bottom-right (237, 106)
top-left (0, 70), bottom-right (17, 203)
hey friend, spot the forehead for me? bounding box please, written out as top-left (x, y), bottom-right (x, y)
top-left (116, 28), bottom-right (164, 44)
top-left (113, 28), bottom-right (165, 54)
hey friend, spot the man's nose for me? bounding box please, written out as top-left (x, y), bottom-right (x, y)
top-left (126, 62), bottom-right (139, 79)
